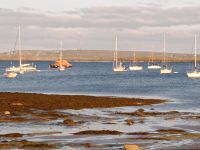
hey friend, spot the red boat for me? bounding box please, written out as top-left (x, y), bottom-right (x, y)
top-left (50, 59), bottom-right (72, 68)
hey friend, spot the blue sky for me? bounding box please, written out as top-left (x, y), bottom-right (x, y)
top-left (0, 0), bottom-right (200, 52)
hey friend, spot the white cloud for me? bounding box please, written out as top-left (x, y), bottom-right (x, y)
top-left (0, 4), bottom-right (200, 52)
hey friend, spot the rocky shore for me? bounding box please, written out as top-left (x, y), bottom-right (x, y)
top-left (0, 92), bottom-right (199, 149)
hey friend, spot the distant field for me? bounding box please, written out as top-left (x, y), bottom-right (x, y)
top-left (0, 50), bottom-right (197, 62)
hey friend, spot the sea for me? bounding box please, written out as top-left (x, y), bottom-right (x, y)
top-left (0, 61), bottom-right (200, 150)
top-left (0, 61), bottom-right (200, 113)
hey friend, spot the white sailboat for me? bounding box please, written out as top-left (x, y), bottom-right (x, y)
top-left (148, 51), bottom-right (161, 69)
top-left (6, 25), bottom-right (37, 74)
top-left (187, 35), bottom-right (200, 78)
top-left (113, 36), bottom-right (126, 72)
top-left (129, 51), bottom-right (143, 71)
top-left (58, 41), bottom-right (65, 71)
top-left (160, 33), bottom-right (172, 74)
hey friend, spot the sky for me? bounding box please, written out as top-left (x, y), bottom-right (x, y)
top-left (1, 0), bottom-right (200, 53)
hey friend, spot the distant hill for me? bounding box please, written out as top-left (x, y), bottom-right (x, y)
top-left (0, 50), bottom-right (197, 62)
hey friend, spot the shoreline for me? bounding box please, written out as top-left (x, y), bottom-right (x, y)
top-left (37, 91), bottom-right (169, 100)
top-left (0, 60), bottom-right (197, 62)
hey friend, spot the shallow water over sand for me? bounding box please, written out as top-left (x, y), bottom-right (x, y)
top-left (0, 106), bottom-right (199, 149)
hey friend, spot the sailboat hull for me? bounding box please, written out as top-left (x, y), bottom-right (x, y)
top-left (129, 66), bottom-right (143, 71)
top-left (113, 67), bottom-right (126, 72)
top-left (59, 66), bottom-right (65, 71)
top-left (160, 68), bottom-right (172, 74)
top-left (6, 64), bottom-right (37, 73)
top-left (187, 71), bottom-right (200, 78)
top-left (148, 65), bottom-right (161, 69)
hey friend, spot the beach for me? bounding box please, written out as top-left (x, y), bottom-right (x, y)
top-left (0, 92), bottom-right (199, 149)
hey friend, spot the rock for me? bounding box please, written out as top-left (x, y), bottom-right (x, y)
top-left (139, 118), bottom-right (144, 124)
top-left (12, 102), bottom-right (23, 106)
top-left (73, 130), bottom-right (122, 135)
top-left (63, 119), bottom-right (76, 126)
top-left (137, 109), bottom-right (144, 113)
top-left (134, 109), bottom-right (145, 116)
top-left (84, 143), bottom-right (92, 148)
top-left (4, 111), bottom-right (11, 115)
top-left (126, 119), bottom-right (134, 125)
top-left (124, 144), bottom-right (140, 150)
top-left (0, 133), bottom-right (23, 138)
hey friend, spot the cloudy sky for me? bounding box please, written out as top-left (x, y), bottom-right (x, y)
top-left (1, 0), bottom-right (200, 53)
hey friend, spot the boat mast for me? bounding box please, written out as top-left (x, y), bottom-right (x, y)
top-left (151, 44), bottom-right (154, 63)
top-left (151, 51), bottom-right (154, 63)
top-left (194, 34), bottom-right (197, 70)
top-left (115, 36), bottom-right (118, 67)
top-left (18, 25), bottom-right (22, 67)
top-left (113, 37), bottom-right (116, 68)
top-left (163, 33), bottom-right (166, 65)
top-left (59, 41), bottom-right (63, 68)
top-left (133, 51), bottom-right (136, 63)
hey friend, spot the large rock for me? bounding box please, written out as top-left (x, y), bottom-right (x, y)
top-left (63, 119), bottom-right (76, 126)
top-left (124, 144), bottom-right (140, 150)
top-left (125, 119), bottom-right (134, 125)
top-left (4, 111), bottom-right (11, 115)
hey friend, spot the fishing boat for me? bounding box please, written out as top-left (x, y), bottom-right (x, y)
top-left (187, 35), bottom-right (200, 78)
top-left (58, 41), bottom-right (65, 71)
top-left (160, 33), bottom-right (172, 74)
top-left (129, 51), bottom-right (143, 71)
top-left (50, 60), bottom-right (72, 69)
top-left (148, 51), bottom-right (161, 69)
top-left (113, 36), bottom-right (126, 72)
top-left (3, 71), bottom-right (17, 78)
top-left (6, 25), bottom-right (37, 73)
top-left (50, 43), bottom-right (72, 69)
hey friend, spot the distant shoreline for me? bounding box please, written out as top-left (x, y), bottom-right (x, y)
top-left (0, 60), bottom-right (196, 62)
top-left (0, 50), bottom-right (198, 62)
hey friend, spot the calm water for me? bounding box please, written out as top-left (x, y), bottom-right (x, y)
top-left (0, 61), bottom-right (200, 112)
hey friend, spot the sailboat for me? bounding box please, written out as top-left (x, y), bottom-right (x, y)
top-left (160, 33), bottom-right (172, 74)
top-left (58, 41), bottom-right (65, 71)
top-left (6, 26), bottom-right (37, 73)
top-left (129, 51), bottom-right (143, 71)
top-left (113, 36), bottom-right (126, 72)
top-left (187, 35), bottom-right (200, 78)
top-left (148, 51), bottom-right (161, 69)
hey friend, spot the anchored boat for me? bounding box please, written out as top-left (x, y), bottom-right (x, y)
top-left (129, 51), bottom-right (143, 71)
top-left (148, 51), bottom-right (161, 69)
top-left (160, 33), bottom-right (172, 74)
top-left (6, 25), bottom-right (38, 74)
top-left (50, 42), bottom-right (72, 69)
top-left (113, 36), bottom-right (126, 72)
top-left (187, 34), bottom-right (200, 78)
